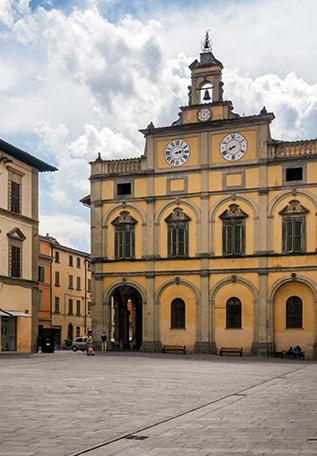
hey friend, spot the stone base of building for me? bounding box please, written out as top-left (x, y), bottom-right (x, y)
top-left (194, 341), bottom-right (216, 354)
top-left (252, 342), bottom-right (275, 356)
top-left (141, 340), bottom-right (161, 352)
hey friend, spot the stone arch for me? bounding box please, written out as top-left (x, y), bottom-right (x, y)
top-left (268, 190), bottom-right (317, 252)
top-left (270, 275), bottom-right (317, 359)
top-left (154, 199), bottom-right (201, 257)
top-left (155, 277), bottom-right (201, 306)
top-left (103, 279), bottom-right (147, 306)
top-left (210, 195), bottom-right (259, 254)
top-left (102, 203), bottom-right (147, 259)
top-left (156, 278), bottom-right (200, 353)
top-left (210, 276), bottom-right (258, 354)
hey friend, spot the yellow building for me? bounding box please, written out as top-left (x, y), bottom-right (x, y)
top-left (0, 139), bottom-right (56, 352)
top-left (41, 235), bottom-right (92, 348)
top-left (84, 34), bottom-right (317, 359)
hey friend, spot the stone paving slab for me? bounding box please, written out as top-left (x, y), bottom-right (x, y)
top-left (0, 351), bottom-right (316, 455)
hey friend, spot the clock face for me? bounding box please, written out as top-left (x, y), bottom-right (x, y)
top-left (220, 133), bottom-right (248, 161)
top-left (164, 139), bottom-right (191, 167)
top-left (198, 108), bottom-right (211, 122)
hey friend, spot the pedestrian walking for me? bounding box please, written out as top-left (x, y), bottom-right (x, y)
top-left (101, 330), bottom-right (107, 352)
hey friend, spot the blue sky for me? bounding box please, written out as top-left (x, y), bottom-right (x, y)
top-left (1, 0), bottom-right (317, 251)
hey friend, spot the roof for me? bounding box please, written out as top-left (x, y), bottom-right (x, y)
top-left (39, 234), bottom-right (91, 257)
top-left (0, 138), bottom-right (57, 172)
top-left (80, 195), bottom-right (91, 207)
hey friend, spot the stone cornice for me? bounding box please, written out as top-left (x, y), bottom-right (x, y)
top-left (0, 207), bottom-right (38, 225)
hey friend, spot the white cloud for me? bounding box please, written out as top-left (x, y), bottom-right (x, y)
top-left (39, 214), bottom-right (90, 251)
top-left (1, 0), bottom-right (317, 251)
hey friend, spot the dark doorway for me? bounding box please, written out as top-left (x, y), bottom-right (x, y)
top-left (67, 323), bottom-right (73, 341)
top-left (110, 286), bottom-right (142, 350)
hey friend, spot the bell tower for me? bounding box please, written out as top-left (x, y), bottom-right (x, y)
top-left (179, 31), bottom-right (237, 124)
top-left (189, 31), bottom-right (224, 105)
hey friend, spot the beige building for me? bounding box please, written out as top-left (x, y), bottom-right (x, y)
top-left (41, 235), bottom-right (92, 347)
top-left (0, 139), bottom-right (56, 352)
top-left (84, 35), bottom-right (317, 358)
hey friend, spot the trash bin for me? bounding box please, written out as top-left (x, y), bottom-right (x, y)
top-left (41, 328), bottom-right (55, 353)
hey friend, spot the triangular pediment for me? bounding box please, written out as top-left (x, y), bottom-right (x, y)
top-left (7, 227), bottom-right (26, 240)
top-left (279, 200), bottom-right (308, 216)
top-left (220, 204), bottom-right (248, 220)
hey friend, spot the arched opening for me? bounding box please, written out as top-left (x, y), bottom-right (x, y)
top-left (200, 82), bottom-right (213, 103)
top-left (110, 285), bottom-right (143, 350)
top-left (67, 323), bottom-right (73, 341)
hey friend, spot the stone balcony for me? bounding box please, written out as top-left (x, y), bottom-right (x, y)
top-left (268, 139), bottom-right (317, 160)
top-left (91, 155), bottom-right (145, 177)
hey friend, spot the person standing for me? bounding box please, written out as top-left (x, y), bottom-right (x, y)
top-left (101, 330), bottom-right (107, 352)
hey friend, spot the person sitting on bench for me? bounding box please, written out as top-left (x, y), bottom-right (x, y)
top-left (293, 345), bottom-right (304, 359)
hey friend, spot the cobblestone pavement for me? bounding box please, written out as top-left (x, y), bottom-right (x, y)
top-left (0, 351), bottom-right (316, 456)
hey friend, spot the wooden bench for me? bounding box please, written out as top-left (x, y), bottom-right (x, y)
top-left (220, 347), bottom-right (243, 356)
top-left (163, 345), bottom-right (186, 354)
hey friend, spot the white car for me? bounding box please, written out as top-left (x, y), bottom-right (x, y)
top-left (71, 337), bottom-right (87, 352)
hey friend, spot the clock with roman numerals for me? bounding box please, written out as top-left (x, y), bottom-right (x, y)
top-left (220, 133), bottom-right (248, 161)
top-left (164, 139), bottom-right (190, 167)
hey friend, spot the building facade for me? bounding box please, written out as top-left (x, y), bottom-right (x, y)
top-left (41, 235), bottom-right (92, 348)
top-left (86, 35), bottom-right (317, 358)
top-left (38, 236), bottom-right (53, 336)
top-left (0, 139), bottom-right (56, 352)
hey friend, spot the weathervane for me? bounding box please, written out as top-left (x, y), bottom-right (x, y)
top-left (201, 29), bottom-right (212, 53)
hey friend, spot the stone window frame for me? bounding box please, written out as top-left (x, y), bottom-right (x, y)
top-left (170, 298), bottom-right (186, 329)
top-left (286, 296), bottom-right (303, 329)
top-left (76, 276), bottom-right (81, 290)
top-left (7, 167), bottom-right (24, 214)
top-left (283, 162), bottom-right (306, 185)
top-left (76, 300), bottom-right (81, 316)
top-left (165, 208), bottom-right (191, 259)
top-left (69, 274), bottom-right (74, 289)
top-left (279, 200), bottom-right (308, 254)
top-left (54, 296), bottom-right (60, 314)
top-left (7, 228), bottom-right (26, 278)
top-left (114, 178), bottom-right (134, 199)
top-left (220, 204), bottom-right (248, 257)
top-left (68, 299), bottom-right (73, 315)
top-left (55, 271), bottom-right (60, 287)
top-left (226, 297), bottom-right (242, 329)
top-left (112, 211), bottom-right (137, 260)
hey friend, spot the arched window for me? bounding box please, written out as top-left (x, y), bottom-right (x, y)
top-left (226, 297), bottom-right (242, 329)
top-left (279, 200), bottom-right (308, 253)
top-left (200, 82), bottom-right (213, 103)
top-left (220, 204), bottom-right (248, 256)
top-left (165, 208), bottom-right (191, 258)
top-left (171, 298), bottom-right (185, 329)
top-left (112, 211), bottom-right (136, 260)
top-left (286, 296), bottom-right (302, 328)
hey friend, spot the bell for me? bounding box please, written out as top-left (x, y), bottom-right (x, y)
top-left (203, 89), bottom-right (211, 101)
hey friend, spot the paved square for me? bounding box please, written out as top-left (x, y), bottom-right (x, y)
top-left (0, 352), bottom-right (316, 455)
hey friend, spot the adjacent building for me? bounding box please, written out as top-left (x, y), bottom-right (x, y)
top-left (39, 235), bottom-right (92, 348)
top-left (84, 35), bottom-right (317, 358)
top-left (0, 139), bottom-right (56, 352)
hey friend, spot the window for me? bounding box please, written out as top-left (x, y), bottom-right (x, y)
top-left (68, 299), bottom-right (73, 315)
top-left (226, 297), bottom-right (242, 329)
top-left (280, 200), bottom-right (308, 253)
top-left (76, 276), bottom-right (81, 290)
top-left (10, 245), bottom-right (22, 277)
top-left (69, 274), bottom-right (73, 289)
top-left (286, 296), bottom-right (302, 328)
top-left (165, 208), bottom-right (190, 258)
top-left (220, 204), bottom-right (248, 256)
top-left (69, 255), bottom-right (73, 267)
top-left (54, 297), bottom-right (60, 314)
top-left (76, 257), bottom-right (81, 268)
top-left (88, 279), bottom-right (92, 292)
top-left (38, 265), bottom-right (45, 283)
top-left (76, 300), bottom-right (81, 316)
top-left (76, 326), bottom-right (80, 338)
top-left (55, 271), bottom-right (60, 286)
top-left (117, 183), bottom-right (132, 196)
top-left (8, 169), bottom-right (23, 214)
top-left (286, 167), bottom-right (303, 182)
top-left (171, 298), bottom-right (185, 329)
top-left (7, 228), bottom-right (25, 278)
top-left (55, 251), bottom-right (59, 263)
top-left (87, 302), bottom-right (92, 313)
top-left (112, 211), bottom-right (136, 260)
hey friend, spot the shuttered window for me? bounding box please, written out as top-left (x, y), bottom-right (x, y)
top-left (11, 245), bottom-right (21, 277)
top-left (282, 217), bottom-right (305, 253)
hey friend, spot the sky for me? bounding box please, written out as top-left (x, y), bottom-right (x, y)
top-left (1, 0), bottom-right (317, 252)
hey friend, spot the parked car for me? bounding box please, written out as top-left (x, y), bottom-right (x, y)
top-left (71, 337), bottom-right (87, 352)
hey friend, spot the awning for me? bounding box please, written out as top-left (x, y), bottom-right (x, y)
top-left (0, 310), bottom-right (31, 317)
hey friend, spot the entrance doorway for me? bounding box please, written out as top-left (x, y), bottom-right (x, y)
top-left (1, 317), bottom-right (16, 351)
top-left (110, 285), bottom-right (142, 350)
